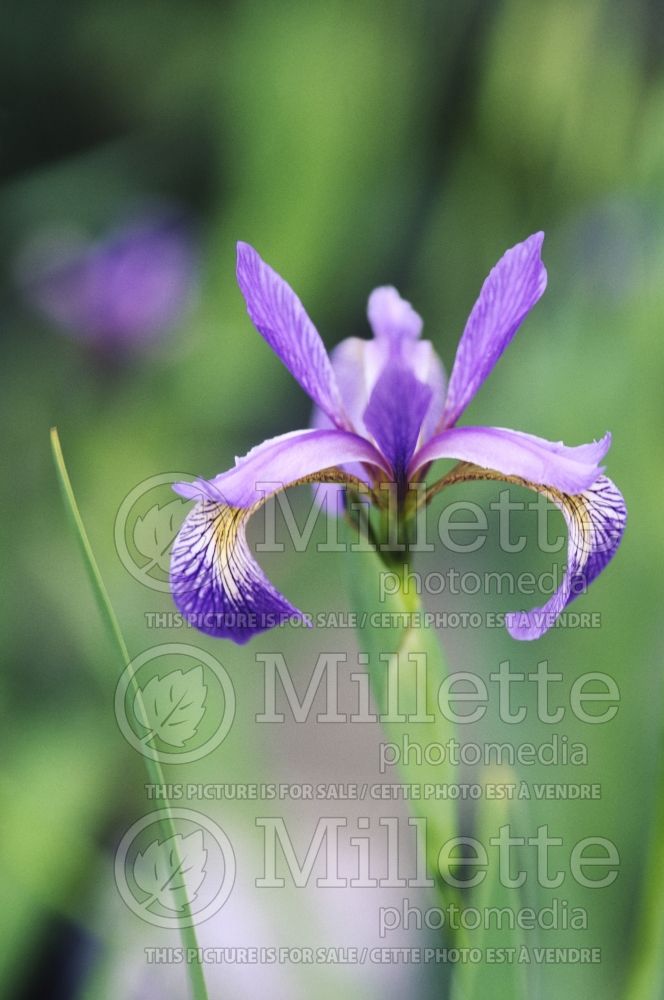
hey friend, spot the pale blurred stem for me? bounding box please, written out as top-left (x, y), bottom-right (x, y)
top-left (623, 772), bottom-right (664, 1000)
top-left (50, 428), bottom-right (209, 1000)
top-left (343, 521), bottom-right (468, 947)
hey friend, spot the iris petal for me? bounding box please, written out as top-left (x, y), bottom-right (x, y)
top-left (505, 475), bottom-right (626, 640)
top-left (315, 335), bottom-right (446, 441)
top-left (170, 427), bottom-right (386, 642)
top-left (428, 463), bottom-right (625, 640)
top-left (367, 286), bottom-right (423, 341)
top-left (410, 425), bottom-right (611, 495)
top-left (236, 242), bottom-right (347, 427)
top-left (171, 472), bottom-right (359, 643)
top-left (362, 365), bottom-right (432, 479)
top-left (442, 233), bottom-right (547, 428)
top-left (310, 284), bottom-right (446, 467)
top-left (174, 427), bottom-right (389, 505)
top-left (171, 499), bottom-right (300, 643)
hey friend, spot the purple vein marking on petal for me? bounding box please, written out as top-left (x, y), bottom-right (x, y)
top-left (421, 461), bottom-right (625, 641)
top-left (170, 499), bottom-right (303, 644)
top-left (170, 426), bottom-right (392, 643)
top-left (442, 233), bottom-right (547, 428)
top-left (236, 242), bottom-right (348, 427)
top-left (506, 475), bottom-right (626, 640)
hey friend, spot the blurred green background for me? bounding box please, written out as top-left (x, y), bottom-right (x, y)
top-left (2, 0), bottom-right (663, 997)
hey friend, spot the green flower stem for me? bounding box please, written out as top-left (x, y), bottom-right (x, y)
top-left (449, 766), bottom-right (531, 1000)
top-left (50, 428), bottom-right (209, 1000)
top-left (342, 521), bottom-right (466, 944)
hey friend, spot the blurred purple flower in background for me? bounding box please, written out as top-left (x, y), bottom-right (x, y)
top-left (17, 207), bottom-right (198, 354)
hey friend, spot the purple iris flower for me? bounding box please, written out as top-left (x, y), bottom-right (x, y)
top-left (171, 234), bottom-right (626, 644)
top-left (19, 210), bottom-right (197, 353)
